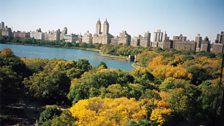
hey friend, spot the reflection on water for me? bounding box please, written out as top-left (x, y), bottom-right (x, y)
top-left (0, 43), bottom-right (134, 71)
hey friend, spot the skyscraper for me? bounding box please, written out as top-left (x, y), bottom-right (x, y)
top-left (216, 32), bottom-right (224, 44)
top-left (96, 19), bottom-right (101, 35)
top-left (195, 34), bottom-right (202, 52)
top-left (103, 19), bottom-right (109, 35)
top-left (0, 22), bottom-right (5, 29)
top-left (93, 19), bottom-right (111, 44)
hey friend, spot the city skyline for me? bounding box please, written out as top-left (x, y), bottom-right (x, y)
top-left (1, 0), bottom-right (224, 41)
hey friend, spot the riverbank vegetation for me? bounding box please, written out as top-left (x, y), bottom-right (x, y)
top-left (1, 44), bottom-right (224, 125)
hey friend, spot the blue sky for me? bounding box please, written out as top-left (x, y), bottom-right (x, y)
top-left (0, 0), bottom-right (223, 41)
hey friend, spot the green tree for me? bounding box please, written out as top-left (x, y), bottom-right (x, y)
top-left (197, 80), bottom-right (223, 124)
top-left (97, 61), bottom-right (108, 69)
top-left (128, 83), bottom-right (145, 99)
top-left (0, 48), bottom-right (31, 104)
top-left (131, 67), bottom-right (155, 87)
top-left (141, 89), bottom-right (161, 100)
top-left (75, 59), bottom-right (92, 73)
top-left (38, 106), bottom-right (62, 125)
top-left (23, 70), bottom-right (70, 104)
top-left (103, 84), bottom-right (129, 98)
top-left (187, 65), bottom-right (213, 85)
top-left (166, 86), bottom-right (200, 122)
top-left (0, 48), bottom-right (32, 77)
top-left (159, 77), bottom-right (191, 91)
top-left (0, 66), bottom-right (22, 104)
top-left (68, 69), bottom-right (134, 103)
top-left (50, 110), bottom-right (76, 126)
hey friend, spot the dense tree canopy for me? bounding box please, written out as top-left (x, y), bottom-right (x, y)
top-left (0, 48), bottom-right (31, 104)
top-left (1, 47), bottom-right (223, 126)
top-left (67, 68), bottom-right (135, 103)
top-left (22, 59), bottom-right (92, 104)
top-left (23, 70), bottom-right (70, 103)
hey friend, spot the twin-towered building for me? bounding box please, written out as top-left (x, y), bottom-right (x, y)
top-left (92, 19), bottom-right (112, 44)
top-left (82, 19), bottom-right (150, 48)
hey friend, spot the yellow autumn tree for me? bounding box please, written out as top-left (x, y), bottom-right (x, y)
top-left (148, 55), bottom-right (165, 69)
top-left (150, 108), bottom-right (173, 126)
top-left (69, 97), bottom-right (147, 126)
top-left (140, 98), bottom-right (173, 126)
top-left (148, 55), bottom-right (192, 80)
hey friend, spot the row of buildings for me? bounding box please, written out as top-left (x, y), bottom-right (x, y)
top-left (81, 19), bottom-right (224, 54)
top-left (0, 22), bottom-right (79, 42)
top-left (1, 20), bottom-right (224, 54)
top-left (29, 27), bottom-right (79, 42)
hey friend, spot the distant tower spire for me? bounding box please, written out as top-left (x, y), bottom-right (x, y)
top-left (96, 19), bottom-right (101, 35)
top-left (103, 19), bottom-right (109, 35)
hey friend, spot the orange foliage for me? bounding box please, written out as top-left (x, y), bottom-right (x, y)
top-left (148, 55), bottom-right (164, 69)
top-left (0, 48), bottom-right (14, 57)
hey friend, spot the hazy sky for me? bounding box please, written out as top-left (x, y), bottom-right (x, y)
top-left (0, 0), bottom-right (223, 41)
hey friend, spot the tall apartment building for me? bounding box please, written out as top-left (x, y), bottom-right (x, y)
top-left (200, 37), bottom-right (210, 52)
top-left (0, 22), bottom-right (5, 29)
top-left (13, 31), bottom-right (30, 38)
top-left (117, 31), bottom-right (131, 45)
top-left (195, 34), bottom-right (202, 52)
top-left (131, 32), bottom-right (151, 47)
top-left (82, 31), bottom-right (93, 43)
top-left (30, 28), bottom-right (44, 40)
top-left (151, 29), bottom-right (170, 49)
top-left (131, 35), bottom-right (141, 47)
top-left (92, 19), bottom-right (111, 44)
top-left (216, 31), bottom-right (224, 44)
top-left (45, 29), bottom-right (60, 41)
top-left (173, 34), bottom-right (196, 51)
top-left (211, 31), bottom-right (224, 54)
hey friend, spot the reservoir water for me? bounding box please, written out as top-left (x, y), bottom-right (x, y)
top-left (0, 43), bottom-right (134, 71)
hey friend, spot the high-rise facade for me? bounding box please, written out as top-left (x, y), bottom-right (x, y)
top-left (200, 37), bottom-right (210, 52)
top-left (212, 31), bottom-right (224, 54)
top-left (173, 34), bottom-right (196, 51)
top-left (96, 19), bottom-right (101, 35)
top-left (195, 34), bottom-right (202, 52)
top-left (216, 31), bottom-right (224, 44)
top-left (93, 19), bottom-right (111, 44)
top-left (0, 22), bottom-right (5, 29)
top-left (82, 30), bottom-right (93, 43)
top-left (131, 32), bottom-right (151, 47)
top-left (117, 31), bottom-right (131, 45)
top-left (151, 29), bottom-right (170, 49)
top-left (103, 19), bottom-right (109, 35)
top-left (30, 28), bottom-right (44, 40)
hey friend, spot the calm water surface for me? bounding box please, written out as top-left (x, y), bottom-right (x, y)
top-left (0, 43), bottom-right (134, 71)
